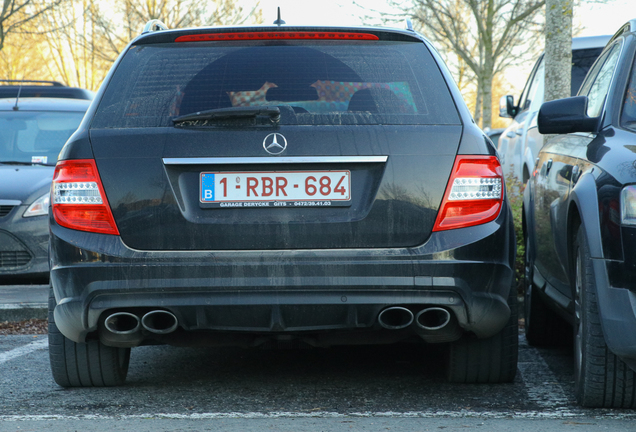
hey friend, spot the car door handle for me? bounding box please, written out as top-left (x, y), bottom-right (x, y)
top-left (545, 159), bottom-right (553, 174)
top-left (515, 128), bottom-right (523, 136)
top-left (506, 131), bottom-right (516, 138)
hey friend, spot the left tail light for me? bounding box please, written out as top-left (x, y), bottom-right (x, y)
top-left (433, 155), bottom-right (504, 232)
top-left (51, 159), bottom-right (120, 235)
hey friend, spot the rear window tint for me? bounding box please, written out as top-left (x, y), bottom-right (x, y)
top-left (92, 40), bottom-right (460, 128)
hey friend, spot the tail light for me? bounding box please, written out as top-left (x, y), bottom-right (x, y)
top-left (175, 32), bottom-right (379, 43)
top-left (433, 156), bottom-right (504, 232)
top-left (51, 159), bottom-right (119, 235)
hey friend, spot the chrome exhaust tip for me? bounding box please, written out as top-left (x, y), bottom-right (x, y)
top-left (415, 307), bottom-right (451, 331)
top-left (378, 306), bottom-right (414, 330)
top-left (141, 310), bottom-right (179, 334)
top-left (104, 312), bottom-right (141, 335)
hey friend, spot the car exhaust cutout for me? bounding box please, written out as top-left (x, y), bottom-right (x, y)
top-left (141, 310), bottom-right (179, 334)
top-left (377, 307), bottom-right (414, 330)
top-left (415, 307), bottom-right (462, 343)
top-left (104, 312), bottom-right (141, 334)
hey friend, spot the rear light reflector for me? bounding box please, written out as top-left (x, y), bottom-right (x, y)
top-left (433, 156), bottom-right (504, 232)
top-left (52, 159), bottom-right (119, 235)
top-left (175, 32), bottom-right (380, 43)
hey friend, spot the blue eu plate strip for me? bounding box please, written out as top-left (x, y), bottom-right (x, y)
top-left (201, 173), bottom-right (215, 202)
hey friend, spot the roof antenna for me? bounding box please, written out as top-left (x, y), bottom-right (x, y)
top-left (13, 78), bottom-right (24, 111)
top-left (273, 7), bottom-right (285, 25)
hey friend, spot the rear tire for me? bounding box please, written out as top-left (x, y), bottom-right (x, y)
top-left (48, 287), bottom-right (130, 387)
top-left (573, 228), bottom-right (636, 408)
top-left (447, 286), bottom-right (518, 383)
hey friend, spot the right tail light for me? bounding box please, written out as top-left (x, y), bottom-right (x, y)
top-left (433, 156), bottom-right (504, 232)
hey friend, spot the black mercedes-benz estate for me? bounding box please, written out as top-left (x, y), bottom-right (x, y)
top-left (524, 20), bottom-right (636, 408)
top-left (48, 19), bottom-right (517, 387)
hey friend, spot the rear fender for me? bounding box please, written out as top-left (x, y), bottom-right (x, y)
top-left (567, 172), bottom-right (634, 358)
top-left (569, 171), bottom-right (603, 261)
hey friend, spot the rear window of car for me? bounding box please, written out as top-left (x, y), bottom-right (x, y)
top-left (92, 40), bottom-right (460, 128)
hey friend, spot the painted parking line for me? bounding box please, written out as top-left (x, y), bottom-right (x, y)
top-left (1, 409), bottom-right (636, 422)
top-left (3, 335), bottom-right (634, 422)
top-left (0, 338), bottom-right (47, 365)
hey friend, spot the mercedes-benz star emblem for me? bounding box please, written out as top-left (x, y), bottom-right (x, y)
top-left (263, 133), bottom-right (287, 155)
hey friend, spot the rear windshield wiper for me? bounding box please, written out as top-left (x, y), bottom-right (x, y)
top-left (172, 106), bottom-right (281, 125)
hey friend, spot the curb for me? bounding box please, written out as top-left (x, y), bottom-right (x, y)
top-left (0, 304), bottom-right (47, 322)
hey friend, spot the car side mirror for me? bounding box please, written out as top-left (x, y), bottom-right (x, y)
top-left (538, 96), bottom-right (600, 134)
top-left (499, 95), bottom-right (516, 118)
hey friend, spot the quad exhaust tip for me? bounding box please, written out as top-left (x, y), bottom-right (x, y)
top-left (141, 310), bottom-right (179, 334)
top-left (104, 312), bottom-right (141, 335)
top-left (377, 306), bottom-right (414, 330)
top-left (415, 307), bottom-right (451, 331)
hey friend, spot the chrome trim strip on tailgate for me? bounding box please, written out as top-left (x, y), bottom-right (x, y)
top-left (163, 156), bottom-right (388, 165)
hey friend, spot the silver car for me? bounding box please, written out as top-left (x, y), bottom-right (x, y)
top-left (498, 35), bottom-right (610, 184)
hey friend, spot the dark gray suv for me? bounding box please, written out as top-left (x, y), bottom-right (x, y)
top-left (47, 21), bottom-right (517, 387)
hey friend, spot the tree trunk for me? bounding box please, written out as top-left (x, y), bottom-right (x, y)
top-left (544, 0), bottom-right (573, 102)
top-left (481, 69), bottom-right (493, 129)
top-left (474, 82), bottom-right (482, 126)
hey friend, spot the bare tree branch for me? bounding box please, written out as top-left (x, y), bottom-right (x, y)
top-left (0, 0), bottom-right (66, 52)
top-left (359, 0), bottom-right (545, 129)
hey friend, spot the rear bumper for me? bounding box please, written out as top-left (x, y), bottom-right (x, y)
top-left (50, 206), bottom-right (515, 345)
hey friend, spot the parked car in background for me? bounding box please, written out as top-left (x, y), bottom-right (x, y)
top-left (0, 98), bottom-right (90, 281)
top-left (484, 127), bottom-right (504, 149)
top-left (47, 20), bottom-right (517, 387)
top-left (523, 20), bottom-right (636, 408)
top-left (498, 35), bottom-right (610, 184)
top-left (0, 80), bottom-right (94, 100)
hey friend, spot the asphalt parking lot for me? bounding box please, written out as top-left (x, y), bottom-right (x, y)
top-left (2, 284), bottom-right (635, 430)
top-left (1, 305), bottom-right (636, 430)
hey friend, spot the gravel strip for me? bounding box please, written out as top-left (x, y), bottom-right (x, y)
top-left (0, 319), bottom-right (48, 335)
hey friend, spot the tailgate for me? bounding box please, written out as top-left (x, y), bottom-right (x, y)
top-left (90, 125), bottom-right (461, 250)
